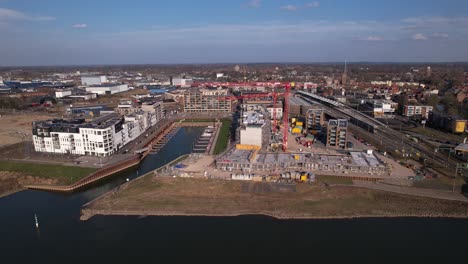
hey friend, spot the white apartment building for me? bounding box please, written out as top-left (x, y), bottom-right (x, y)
top-left (403, 105), bottom-right (433, 119)
top-left (32, 107), bottom-right (164, 157)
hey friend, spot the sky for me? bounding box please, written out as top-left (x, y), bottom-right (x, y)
top-left (0, 0), bottom-right (468, 66)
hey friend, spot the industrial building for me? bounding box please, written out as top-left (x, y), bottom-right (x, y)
top-left (85, 84), bottom-right (129, 95)
top-left (55, 90), bottom-right (72, 98)
top-left (183, 88), bottom-right (232, 112)
top-left (55, 89), bottom-right (98, 101)
top-left (171, 77), bottom-right (193, 87)
top-left (216, 149), bottom-right (388, 175)
top-left (289, 96), bottom-right (310, 116)
top-left (326, 119), bottom-right (348, 149)
top-left (81, 75), bottom-right (108, 86)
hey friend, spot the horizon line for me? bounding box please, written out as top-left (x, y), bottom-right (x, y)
top-left (1, 61), bottom-right (468, 68)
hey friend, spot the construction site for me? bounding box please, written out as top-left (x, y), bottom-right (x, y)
top-left (215, 84), bottom-right (393, 181)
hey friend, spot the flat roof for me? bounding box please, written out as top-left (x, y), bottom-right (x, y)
top-left (289, 96), bottom-right (312, 106)
top-left (221, 149), bottom-right (384, 168)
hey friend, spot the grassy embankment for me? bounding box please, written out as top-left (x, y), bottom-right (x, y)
top-left (213, 119), bottom-right (232, 155)
top-left (316, 175), bottom-right (353, 185)
top-left (0, 161), bottom-right (96, 185)
top-left (181, 119), bottom-right (217, 123)
top-left (85, 177), bottom-right (468, 219)
top-left (409, 127), bottom-right (464, 143)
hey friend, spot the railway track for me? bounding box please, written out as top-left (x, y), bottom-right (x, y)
top-left (299, 92), bottom-right (465, 178)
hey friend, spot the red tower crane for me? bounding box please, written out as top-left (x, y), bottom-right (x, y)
top-left (282, 84), bottom-right (291, 152)
top-left (272, 92), bottom-right (278, 133)
top-left (215, 85), bottom-right (290, 152)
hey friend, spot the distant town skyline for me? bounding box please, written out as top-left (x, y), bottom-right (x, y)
top-left (1, 0), bottom-right (468, 66)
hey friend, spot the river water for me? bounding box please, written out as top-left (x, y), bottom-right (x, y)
top-left (1, 127), bottom-right (468, 261)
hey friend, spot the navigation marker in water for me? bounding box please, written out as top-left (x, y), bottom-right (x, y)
top-left (34, 214), bottom-right (39, 229)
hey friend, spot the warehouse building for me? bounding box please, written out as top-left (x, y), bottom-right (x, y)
top-left (81, 75), bottom-right (108, 86)
top-left (85, 84), bottom-right (129, 95)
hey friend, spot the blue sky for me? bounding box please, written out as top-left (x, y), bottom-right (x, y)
top-left (0, 0), bottom-right (467, 65)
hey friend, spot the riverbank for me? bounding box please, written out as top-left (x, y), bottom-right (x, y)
top-left (0, 161), bottom-right (96, 197)
top-left (81, 176), bottom-right (468, 221)
top-left (0, 172), bottom-right (56, 198)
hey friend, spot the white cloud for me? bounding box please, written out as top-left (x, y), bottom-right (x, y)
top-left (98, 21), bottom-right (379, 47)
top-left (72, 24), bottom-right (87, 28)
top-left (246, 0), bottom-right (261, 8)
top-left (363, 36), bottom-right (385, 41)
top-left (412, 33), bottom-right (428, 40)
top-left (281, 5), bottom-right (298, 11)
top-left (401, 16), bottom-right (468, 25)
top-left (305, 2), bottom-right (320, 8)
top-left (431, 33), bottom-right (448, 38)
top-left (0, 7), bottom-right (55, 21)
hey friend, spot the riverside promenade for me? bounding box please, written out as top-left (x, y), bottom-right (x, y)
top-left (24, 121), bottom-right (177, 192)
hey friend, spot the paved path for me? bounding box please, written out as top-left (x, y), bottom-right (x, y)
top-left (353, 180), bottom-right (468, 202)
top-left (209, 122), bottom-right (221, 155)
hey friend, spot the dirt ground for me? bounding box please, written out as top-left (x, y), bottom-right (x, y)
top-left (0, 171), bottom-right (57, 198)
top-left (0, 113), bottom-right (52, 146)
top-left (83, 176), bottom-right (468, 220)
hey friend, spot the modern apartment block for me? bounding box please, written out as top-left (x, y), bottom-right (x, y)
top-left (402, 105), bottom-right (433, 119)
top-left (183, 88), bottom-right (232, 112)
top-left (306, 107), bottom-right (325, 130)
top-left (32, 106), bottom-right (164, 157)
top-left (326, 119), bottom-right (348, 149)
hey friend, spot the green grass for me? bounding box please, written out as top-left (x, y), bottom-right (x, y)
top-left (316, 175), bottom-right (353, 185)
top-left (408, 127), bottom-right (464, 143)
top-left (213, 119), bottom-right (232, 155)
top-left (0, 161), bottom-right (96, 185)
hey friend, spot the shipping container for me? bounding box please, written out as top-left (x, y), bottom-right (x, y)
top-left (454, 120), bottom-right (467, 133)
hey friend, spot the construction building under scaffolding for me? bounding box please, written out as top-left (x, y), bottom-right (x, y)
top-left (216, 148), bottom-right (389, 176)
top-left (221, 92), bottom-right (389, 177)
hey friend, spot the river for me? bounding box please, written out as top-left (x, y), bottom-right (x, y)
top-left (1, 127), bottom-right (468, 261)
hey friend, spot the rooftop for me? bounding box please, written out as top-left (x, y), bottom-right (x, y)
top-left (289, 96), bottom-right (312, 106)
top-left (220, 149), bottom-right (385, 168)
top-left (34, 113), bottom-right (123, 130)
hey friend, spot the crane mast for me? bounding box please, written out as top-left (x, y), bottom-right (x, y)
top-left (282, 84), bottom-right (291, 152)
